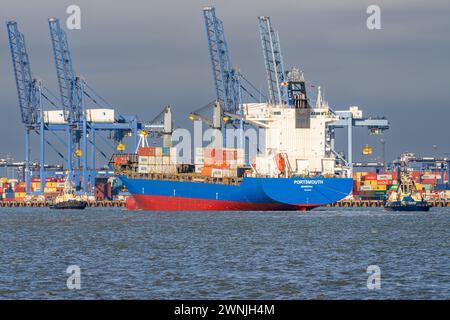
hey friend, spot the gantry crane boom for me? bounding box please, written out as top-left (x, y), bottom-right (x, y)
top-left (258, 16), bottom-right (288, 105)
top-left (203, 7), bottom-right (239, 113)
top-left (6, 21), bottom-right (40, 126)
top-left (48, 18), bottom-right (82, 123)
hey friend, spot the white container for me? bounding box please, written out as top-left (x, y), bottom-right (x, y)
top-left (377, 174), bottom-right (392, 181)
top-left (170, 148), bottom-right (177, 157)
top-left (148, 156), bottom-right (156, 165)
top-left (162, 156), bottom-right (170, 165)
top-left (162, 165), bottom-right (177, 175)
top-left (138, 156), bottom-right (149, 164)
top-left (170, 156), bottom-right (177, 165)
top-left (212, 169), bottom-right (223, 178)
top-left (43, 110), bottom-right (67, 124)
top-left (155, 148), bottom-right (162, 156)
top-left (360, 185), bottom-right (373, 191)
top-left (138, 165), bottom-right (149, 173)
top-left (196, 148), bottom-right (203, 156)
top-left (195, 165), bottom-right (203, 173)
top-left (85, 108), bottom-right (115, 123)
top-left (227, 168), bottom-right (237, 177)
top-left (155, 157), bottom-right (163, 165)
top-left (195, 155), bottom-right (204, 164)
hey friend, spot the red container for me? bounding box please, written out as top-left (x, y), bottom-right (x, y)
top-left (377, 180), bottom-right (392, 186)
top-left (364, 173), bottom-right (377, 180)
top-left (137, 147), bottom-right (155, 157)
top-left (115, 155), bottom-right (130, 165)
top-left (421, 179), bottom-right (437, 185)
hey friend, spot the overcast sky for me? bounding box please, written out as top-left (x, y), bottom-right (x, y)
top-left (1, 0), bottom-right (449, 165)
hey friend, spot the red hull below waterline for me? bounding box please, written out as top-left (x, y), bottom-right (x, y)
top-left (127, 194), bottom-right (318, 211)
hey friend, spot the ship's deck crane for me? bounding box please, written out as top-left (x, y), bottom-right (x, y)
top-left (141, 105), bottom-right (173, 148)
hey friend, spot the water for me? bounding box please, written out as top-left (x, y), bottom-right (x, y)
top-left (0, 207), bottom-right (449, 299)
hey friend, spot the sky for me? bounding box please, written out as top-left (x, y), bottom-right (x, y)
top-left (1, 0), bottom-right (449, 165)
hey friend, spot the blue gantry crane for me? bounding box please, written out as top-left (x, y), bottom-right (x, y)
top-left (203, 7), bottom-right (240, 114)
top-left (200, 7), bottom-right (268, 149)
top-left (48, 17), bottom-right (85, 188)
top-left (7, 21), bottom-right (47, 194)
top-left (48, 18), bottom-right (140, 193)
top-left (7, 19), bottom-right (141, 195)
top-left (258, 16), bottom-right (288, 105)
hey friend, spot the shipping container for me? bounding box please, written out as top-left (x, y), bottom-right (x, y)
top-left (201, 166), bottom-right (212, 177)
top-left (162, 147), bottom-right (170, 156)
top-left (138, 156), bottom-right (149, 164)
top-left (377, 174), bottom-right (392, 181)
top-left (138, 165), bottom-right (149, 174)
top-left (195, 165), bottom-right (203, 174)
top-left (212, 168), bottom-right (223, 178)
top-left (137, 147), bottom-right (155, 157)
top-left (376, 180), bottom-right (392, 186)
top-left (115, 155), bottom-right (131, 165)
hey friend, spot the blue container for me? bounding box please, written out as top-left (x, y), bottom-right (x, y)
top-left (162, 147), bottom-right (170, 156)
top-left (4, 191), bottom-right (15, 199)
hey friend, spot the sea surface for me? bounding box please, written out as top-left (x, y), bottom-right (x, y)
top-left (0, 207), bottom-right (449, 299)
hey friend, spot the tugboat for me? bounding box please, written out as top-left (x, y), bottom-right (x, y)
top-left (384, 162), bottom-right (431, 212)
top-left (49, 177), bottom-right (88, 210)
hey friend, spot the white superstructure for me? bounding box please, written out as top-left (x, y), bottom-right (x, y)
top-left (240, 87), bottom-right (341, 177)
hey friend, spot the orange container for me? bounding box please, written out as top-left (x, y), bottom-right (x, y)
top-left (115, 155), bottom-right (130, 165)
top-left (364, 174), bottom-right (377, 181)
top-left (201, 166), bottom-right (213, 176)
top-left (137, 147), bottom-right (155, 157)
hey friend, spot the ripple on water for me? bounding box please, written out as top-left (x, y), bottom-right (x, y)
top-left (0, 207), bottom-right (449, 299)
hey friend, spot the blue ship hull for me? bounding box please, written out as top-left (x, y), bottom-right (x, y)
top-left (119, 176), bottom-right (353, 211)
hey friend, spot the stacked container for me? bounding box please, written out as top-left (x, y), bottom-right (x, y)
top-left (137, 147), bottom-right (177, 175)
top-left (196, 147), bottom-right (244, 178)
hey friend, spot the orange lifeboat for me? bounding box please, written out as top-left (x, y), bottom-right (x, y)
top-left (275, 153), bottom-right (286, 174)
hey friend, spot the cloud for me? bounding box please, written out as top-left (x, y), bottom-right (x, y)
top-left (1, 0), bottom-right (449, 162)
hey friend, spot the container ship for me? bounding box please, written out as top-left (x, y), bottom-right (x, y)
top-left (111, 76), bottom-right (354, 211)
